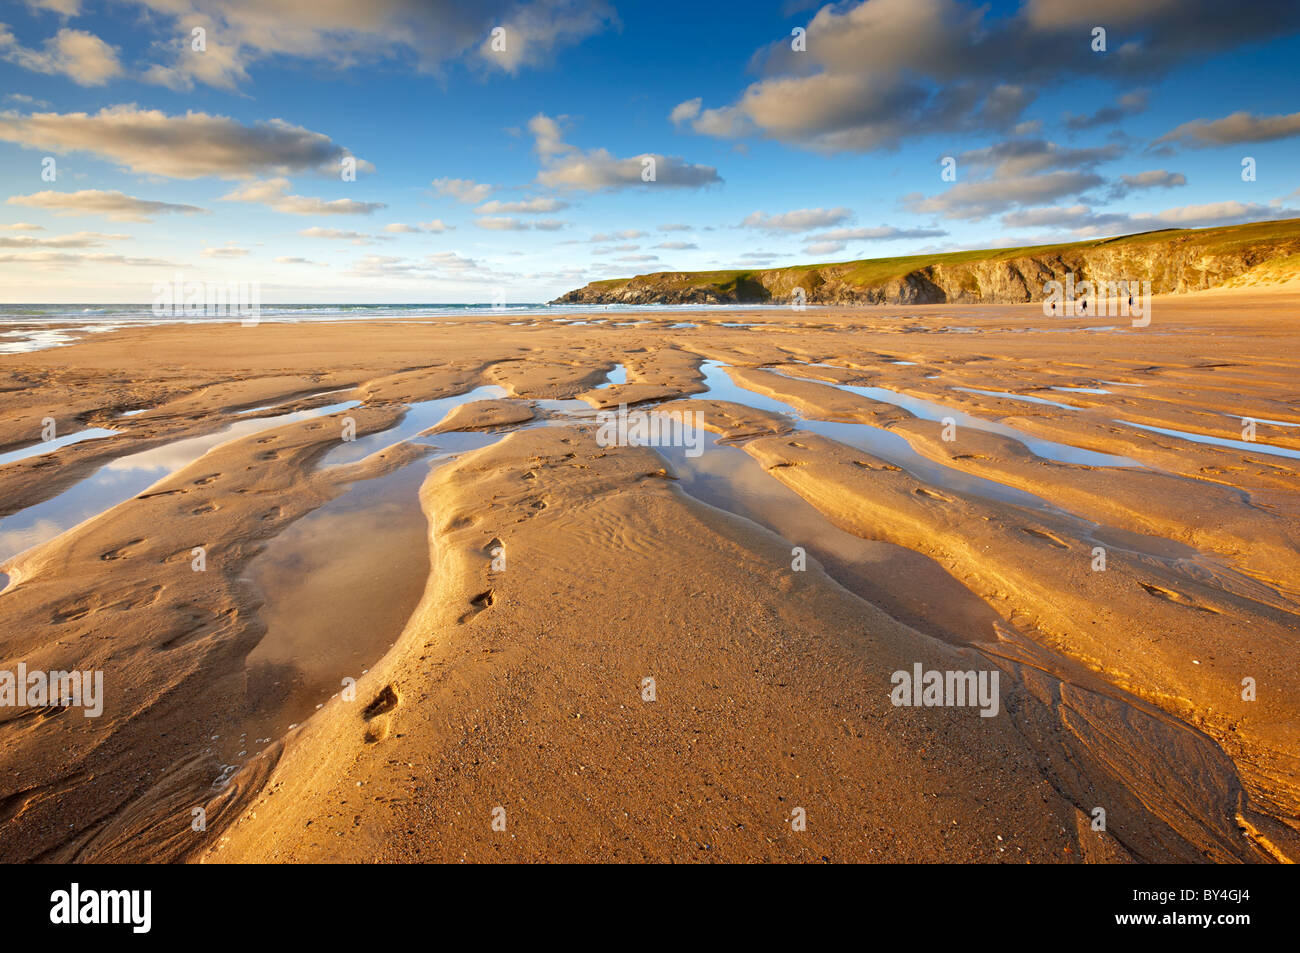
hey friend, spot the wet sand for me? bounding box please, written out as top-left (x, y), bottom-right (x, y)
top-left (0, 290), bottom-right (1297, 863)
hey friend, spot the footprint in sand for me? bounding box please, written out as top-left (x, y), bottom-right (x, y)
top-left (1139, 582), bottom-right (1220, 613)
top-left (1020, 527), bottom-right (1069, 549)
top-left (100, 537), bottom-right (146, 560)
top-left (457, 590), bottom-right (494, 624)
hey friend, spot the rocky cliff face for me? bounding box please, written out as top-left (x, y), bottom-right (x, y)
top-left (552, 224), bottom-right (1300, 306)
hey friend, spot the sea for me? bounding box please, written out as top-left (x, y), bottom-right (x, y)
top-left (0, 303), bottom-right (805, 355)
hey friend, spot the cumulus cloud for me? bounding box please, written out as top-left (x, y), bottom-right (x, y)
top-left (7, 188), bottom-right (208, 222)
top-left (433, 177), bottom-right (494, 203)
top-left (0, 26), bottom-right (123, 85)
top-left (655, 241), bottom-right (697, 250)
top-left (476, 197), bottom-right (569, 214)
top-left (905, 170), bottom-right (1105, 220)
top-left (222, 178), bottom-right (385, 215)
top-left (0, 105), bottom-right (368, 179)
top-left (957, 139), bottom-right (1123, 177)
top-left (1001, 199), bottom-right (1298, 236)
top-left (529, 113), bottom-right (720, 190)
top-left (118, 0), bottom-right (614, 92)
top-left (674, 0), bottom-right (1300, 152)
top-left (669, 98), bottom-right (702, 125)
top-left (0, 222), bottom-right (43, 230)
top-left (1063, 90), bottom-right (1149, 131)
top-left (478, 0), bottom-right (617, 74)
top-left (740, 207), bottom-right (852, 232)
top-left (903, 138), bottom-right (1121, 220)
top-left (1106, 168), bottom-right (1187, 199)
top-left (1120, 169), bottom-right (1186, 190)
top-left (803, 241), bottom-right (846, 256)
top-left (1155, 110), bottom-right (1300, 147)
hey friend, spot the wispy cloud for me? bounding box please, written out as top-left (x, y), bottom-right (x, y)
top-left (222, 178), bottom-right (385, 215)
top-left (7, 189), bottom-right (208, 222)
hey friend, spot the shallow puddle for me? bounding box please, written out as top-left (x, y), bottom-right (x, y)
top-left (318, 385), bottom-right (505, 467)
top-left (691, 361), bottom-right (1225, 569)
top-left (0, 399), bottom-right (360, 565)
top-left (954, 387), bottom-right (1080, 410)
top-left (0, 426), bottom-right (119, 467)
top-left (656, 439), bottom-right (1003, 644)
top-left (596, 364), bottom-right (627, 388)
top-left (225, 431), bottom-right (498, 768)
top-left (1120, 420), bottom-right (1300, 460)
top-left (775, 366), bottom-right (1144, 468)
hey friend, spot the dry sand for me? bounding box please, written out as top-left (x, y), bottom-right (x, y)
top-left (0, 291), bottom-right (1297, 863)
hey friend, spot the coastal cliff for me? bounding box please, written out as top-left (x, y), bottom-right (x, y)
top-left (552, 218), bottom-right (1300, 305)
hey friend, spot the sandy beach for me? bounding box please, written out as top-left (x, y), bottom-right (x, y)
top-left (0, 291), bottom-right (1295, 863)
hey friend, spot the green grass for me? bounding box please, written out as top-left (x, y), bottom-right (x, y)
top-left (588, 218), bottom-right (1300, 291)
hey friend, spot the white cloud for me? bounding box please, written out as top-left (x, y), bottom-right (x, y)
top-left (7, 188), bottom-right (207, 222)
top-left (1155, 110), bottom-right (1300, 147)
top-left (529, 112), bottom-right (721, 190)
top-left (0, 105), bottom-right (368, 180)
top-left (675, 0), bottom-right (1290, 152)
top-left (813, 225), bottom-right (948, 241)
top-left (0, 230), bottom-right (128, 248)
top-left (478, 0), bottom-right (616, 74)
top-left (433, 177), bottom-right (494, 203)
top-left (222, 178), bottom-right (385, 215)
top-left (202, 242), bottom-right (250, 258)
top-left (669, 98), bottom-right (702, 125)
top-left (476, 197), bottom-right (568, 214)
top-left (475, 216), bottom-right (566, 231)
top-left (740, 207), bottom-right (852, 232)
top-left (0, 27), bottom-right (122, 86)
top-left (589, 230), bottom-right (645, 241)
top-left (114, 0), bottom-right (615, 92)
top-left (298, 227), bottom-right (385, 245)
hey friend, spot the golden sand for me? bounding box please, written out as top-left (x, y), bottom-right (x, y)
top-left (0, 291), bottom-right (1296, 862)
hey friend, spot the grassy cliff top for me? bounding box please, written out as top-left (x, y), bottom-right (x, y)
top-left (580, 218), bottom-right (1300, 290)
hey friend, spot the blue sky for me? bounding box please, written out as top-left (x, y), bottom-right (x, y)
top-left (1, 0), bottom-right (1298, 302)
